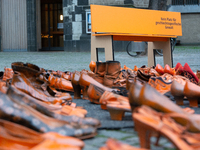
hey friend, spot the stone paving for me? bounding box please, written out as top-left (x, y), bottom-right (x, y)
top-left (0, 45), bottom-right (199, 149)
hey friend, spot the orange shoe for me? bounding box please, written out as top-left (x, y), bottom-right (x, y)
top-left (148, 73), bottom-right (173, 94)
top-left (164, 64), bottom-right (175, 75)
top-left (48, 74), bottom-right (74, 92)
top-left (71, 71), bottom-right (82, 99)
top-left (2, 67), bottom-right (14, 81)
top-left (183, 63), bottom-right (199, 84)
top-left (133, 105), bottom-right (199, 150)
top-left (183, 81), bottom-right (200, 107)
top-left (174, 62), bottom-right (183, 75)
top-left (89, 61), bottom-right (96, 72)
top-left (100, 138), bottom-right (147, 150)
top-left (155, 64), bottom-right (164, 75)
top-left (92, 61), bottom-right (106, 84)
top-left (79, 72), bottom-right (115, 100)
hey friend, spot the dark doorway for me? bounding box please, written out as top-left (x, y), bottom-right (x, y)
top-left (40, 0), bottom-right (63, 51)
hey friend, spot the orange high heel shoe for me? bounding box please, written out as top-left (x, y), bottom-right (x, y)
top-left (0, 90), bottom-right (97, 139)
top-left (183, 63), bottom-right (199, 84)
top-left (55, 70), bottom-right (72, 81)
top-left (174, 62), bottom-right (184, 75)
top-left (0, 119), bottom-right (84, 150)
top-left (129, 81), bottom-right (200, 132)
top-left (155, 64), bottom-right (164, 75)
top-left (87, 83), bottom-right (116, 104)
top-left (79, 72), bottom-right (116, 100)
top-left (7, 85), bottom-right (101, 127)
top-left (170, 80), bottom-right (185, 105)
top-left (54, 105), bottom-right (87, 118)
top-left (148, 73), bottom-right (173, 94)
top-left (99, 90), bottom-right (131, 120)
top-left (11, 72), bottom-right (72, 105)
top-left (164, 64), bottom-right (175, 75)
top-left (48, 74), bottom-right (74, 92)
top-left (128, 80), bottom-right (143, 112)
top-left (106, 102), bottom-right (131, 121)
top-left (172, 78), bottom-right (200, 107)
top-left (71, 71), bottom-right (82, 99)
top-left (183, 80), bottom-right (200, 107)
top-left (133, 105), bottom-right (200, 150)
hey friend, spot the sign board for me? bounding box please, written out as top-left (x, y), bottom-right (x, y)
top-left (90, 5), bottom-right (182, 36)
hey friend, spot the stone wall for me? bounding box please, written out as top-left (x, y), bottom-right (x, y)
top-left (63, 0), bottom-right (133, 51)
top-left (179, 13), bottom-right (200, 45)
top-left (27, 0), bottom-right (37, 51)
top-left (132, 0), bottom-right (149, 8)
top-left (89, 0), bottom-right (133, 5)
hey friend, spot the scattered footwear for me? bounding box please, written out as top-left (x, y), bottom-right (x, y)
top-left (0, 119), bottom-right (85, 150)
top-left (133, 105), bottom-right (200, 150)
top-left (1, 60), bottom-right (200, 149)
top-left (6, 85), bottom-right (100, 127)
top-left (183, 63), bottom-right (199, 84)
top-left (92, 61), bottom-right (106, 84)
top-left (0, 91), bottom-right (97, 139)
top-left (100, 138), bottom-right (147, 150)
top-left (99, 90), bottom-right (131, 120)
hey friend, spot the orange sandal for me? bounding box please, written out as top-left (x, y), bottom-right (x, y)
top-left (133, 105), bottom-right (200, 150)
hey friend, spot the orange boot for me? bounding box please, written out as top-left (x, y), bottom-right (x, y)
top-left (103, 61), bottom-right (126, 87)
top-left (92, 61), bottom-right (106, 84)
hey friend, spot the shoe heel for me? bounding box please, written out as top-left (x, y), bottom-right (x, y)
top-left (72, 82), bottom-right (81, 99)
top-left (101, 104), bottom-right (107, 110)
top-left (188, 97), bottom-right (198, 107)
top-left (81, 85), bottom-right (89, 100)
top-left (134, 120), bottom-right (151, 149)
top-left (107, 108), bottom-right (125, 120)
top-left (174, 96), bottom-right (184, 105)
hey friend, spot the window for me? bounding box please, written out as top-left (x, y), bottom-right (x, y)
top-left (172, 0), bottom-right (199, 5)
top-left (86, 11), bottom-right (91, 34)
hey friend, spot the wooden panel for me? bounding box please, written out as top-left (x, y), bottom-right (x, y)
top-left (92, 33), bottom-right (176, 41)
top-left (113, 35), bottom-right (169, 42)
top-left (91, 4), bottom-right (182, 37)
top-left (2, 0), bottom-right (27, 51)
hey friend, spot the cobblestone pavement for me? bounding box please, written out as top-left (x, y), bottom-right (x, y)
top-left (0, 45), bottom-right (199, 149)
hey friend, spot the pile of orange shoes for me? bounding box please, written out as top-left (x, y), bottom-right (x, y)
top-left (75, 60), bottom-right (200, 149)
top-left (0, 62), bottom-right (101, 150)
top-left (0, 60), bottom-right (200, 150)
top-left (75, 61), bottom-right (199, 121)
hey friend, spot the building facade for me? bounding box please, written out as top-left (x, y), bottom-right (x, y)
top-left (168, 0), bottom-right (200, 45)
top-left (0, 0), bottom-right (199, 52)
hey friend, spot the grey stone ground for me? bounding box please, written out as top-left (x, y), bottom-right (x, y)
top-left (0, 45), bottom-right (200, 149)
